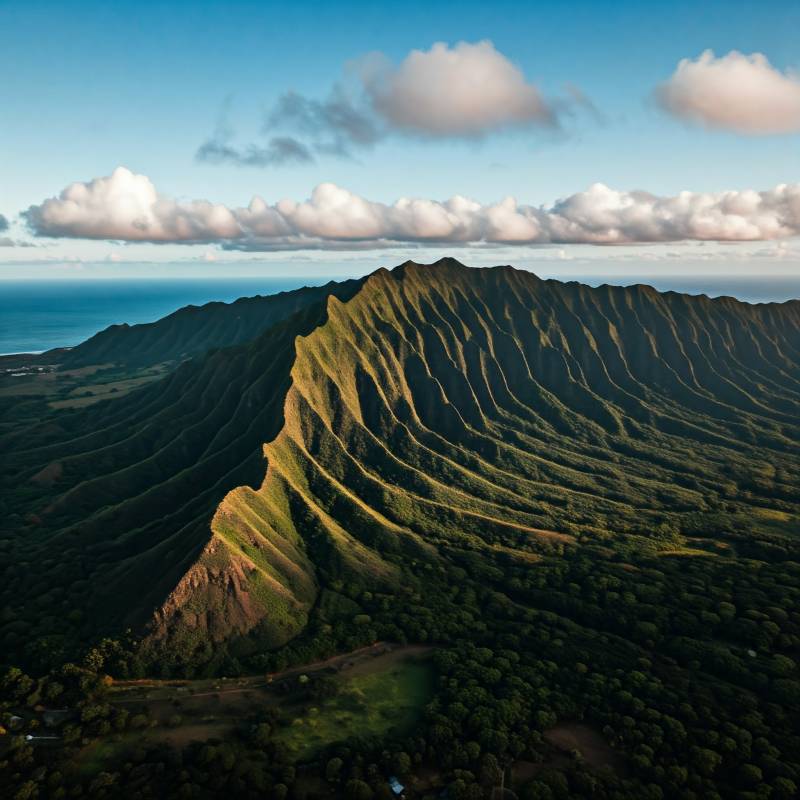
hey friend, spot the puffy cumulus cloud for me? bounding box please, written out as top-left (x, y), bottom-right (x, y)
top-left (542, 183), bottom-right (800, 243)
top-left (364, 40), bottom-right (553, 137)
top-left (0, 214), bottom-right (8, 233)
top-left (24, 167), bottom-right (243, 242)
top-left (657, 50), bottom-right (800, 134)
top-left (24, 167), bottom-right (800, 250)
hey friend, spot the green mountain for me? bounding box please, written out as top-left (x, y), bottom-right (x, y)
top-left (58, 278), bottom-right (363, 368)
top-left (1, 259), bottom-right (799, 673)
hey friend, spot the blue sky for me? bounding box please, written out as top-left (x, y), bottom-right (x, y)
top-left (1, 0), bottom-right (799, 278)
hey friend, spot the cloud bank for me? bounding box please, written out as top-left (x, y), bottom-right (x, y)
top-left (24, 168), bottom-right (244, 242)
top-left (658, 50), bottom-right (800, 134)
top-left (0, 214), bottom-right (8, 233)
top-left (24, 167), bottom-right (800, 251)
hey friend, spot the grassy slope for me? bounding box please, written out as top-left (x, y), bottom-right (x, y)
top-left (231, 259), bottom-right (800, 572)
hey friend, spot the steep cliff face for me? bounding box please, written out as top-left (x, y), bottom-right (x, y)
top-left (2, 259), bottom-right (799, 669)
top-left (148, 519), bottom-right (316, 651)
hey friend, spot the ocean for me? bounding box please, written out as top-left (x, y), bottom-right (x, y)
top-left (1, 274), bottom-right (798, 356)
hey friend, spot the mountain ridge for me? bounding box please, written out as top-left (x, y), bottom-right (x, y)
top-left (43, 277), bottom-right (364, 369)
top-left (135, 258), bottom-right (800, 663)
top-left (1, 259), bottom-right (799, 672)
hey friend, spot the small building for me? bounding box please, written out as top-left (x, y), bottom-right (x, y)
top-left (389, 777), bottom-right (405, 797)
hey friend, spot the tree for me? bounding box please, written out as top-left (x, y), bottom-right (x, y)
top-left (739, 764), bottom-right (763, 787)
top-left (391, 751), bottom-right (412, 777)
top-left (537, 769), bottom-right (569, 799)
top-left (773, 777), bottom-right (798, 799)
top-left (83, 648), bottom-right (105, 673)
top-left (89, 772), bottom-right (118, 796)
top-left (14, 782), bottom-right (38, 800)
top-left (691, 747), bottom-right (722, 778)
top-left (479, 753), bottom-right (502, 785)
top-left (326, 757), bottom-right (344, 782)
top-left (521, 783), bottom-right (553, 800)
top-left (345, 779), bottom-right (374, 800)
top-left (311, 675), bottom-right (340, 701)
top-left (272, 784), bottom-right (289, 800)
top-left (252, 722), bottom-right (272, 747)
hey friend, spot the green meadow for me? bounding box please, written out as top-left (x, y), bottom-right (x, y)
top-left (273, 656), bottom-right (435, 760)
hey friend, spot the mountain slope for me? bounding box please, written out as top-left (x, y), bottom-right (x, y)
top-left (218, 260), bottom-right (799, 595)
top-left (1, 259), bottom-right (799, 671)
top-left (57, 278), bottom-right (362, 368)
top-left (0, 287), bottom-right (362, 668)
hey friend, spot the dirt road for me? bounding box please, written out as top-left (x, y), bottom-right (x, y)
top-left (112, 641), bottom-right (426, 703)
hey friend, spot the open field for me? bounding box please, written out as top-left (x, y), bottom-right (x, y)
top-left (74, 644), bottom-right (435, 773)
top-left (109, 641), bottom-right (415, 704)
top-left (272, 649), bottom-right (435, 760)
top-left (0, 361), bottom-right (169, 408)
top-left (508, 721), bottom-right (626, 788)
top-left (49, 372), bottom-right (168, 409)
top-left (0, 364), bottom-right (104, 398)
top-left (544, 722), bottom-right (626, 772)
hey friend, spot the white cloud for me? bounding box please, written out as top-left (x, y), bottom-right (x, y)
top-left (657, 50), bottom-right (800, 134)
top-left (363, 41), bottom-right (553, 137)
top-left (24, 167), bottom-right (242, 242)
top-left (24, 167), bottom-right (800, 251)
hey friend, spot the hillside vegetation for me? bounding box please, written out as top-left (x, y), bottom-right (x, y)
top-left (2, 259), bottom-right (800, 798)
top-left (1, 259), bottom-right (799, 671)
